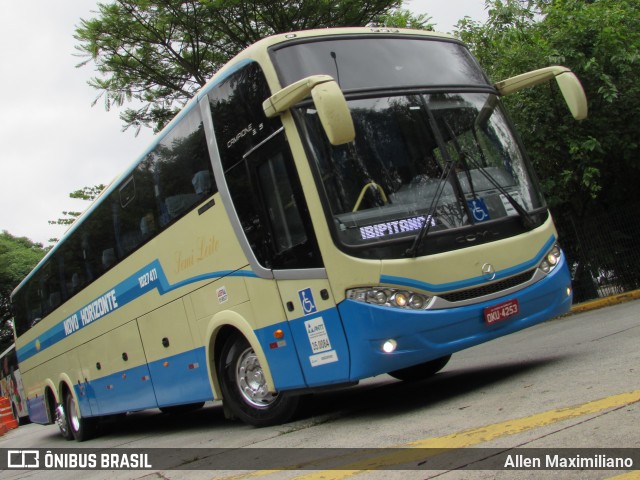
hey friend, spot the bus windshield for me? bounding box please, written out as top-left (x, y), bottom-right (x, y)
top-left (272, 37), bottom-right (546, 258)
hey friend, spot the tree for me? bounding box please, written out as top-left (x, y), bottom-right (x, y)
top-left (456, 0), bottom-right (640, 218)
top-left (48, 184), bottom-right (106, 245)
top-left (75, 0), bottom-right (433, 133)
top-left (49, 184), bottom-right (106, 228)
top-left (0, 232), bottom-right (47, 352)
top-left (456, 0), bottom-right (640, 300)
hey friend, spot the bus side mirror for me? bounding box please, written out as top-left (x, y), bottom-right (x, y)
top-left (263, 75), bottom-right (355, 145)
top-left (494, 66), bottom-right (588, 120)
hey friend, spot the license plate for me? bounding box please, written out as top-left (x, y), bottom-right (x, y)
top-left (484, 299), bottom-right (520, 325)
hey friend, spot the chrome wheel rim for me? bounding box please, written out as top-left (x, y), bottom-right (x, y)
top-left (67, 395), bottom-right (80, 432)
top-left (236, 347), bottom-right (277, 408)
top-left (55, 404), bottom-right (68, 435)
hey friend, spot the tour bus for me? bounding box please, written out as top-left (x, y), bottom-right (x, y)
top-left (0, 343), bottom-right (29, 423)
top-left (11, 27), bottom-right (586, 441)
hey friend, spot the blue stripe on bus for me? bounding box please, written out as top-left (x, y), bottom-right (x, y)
top-left (27, 395), bottom-right (48, 424)
top-left (73, 347), bottom-right (213, 419)
top-left (379, 235), bottom-right (557, 293)
top-left (146, 346), bottom-right (212, 407)
top-left (17, 261), bottom-right (257, 363)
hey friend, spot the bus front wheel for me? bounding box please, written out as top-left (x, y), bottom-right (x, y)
top-left (388, 354), bottom-right (452, 381)
top-left (219, 333), bottom-right (299, 427)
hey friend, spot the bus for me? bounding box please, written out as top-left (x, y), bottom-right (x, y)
top-left (0, 343), bottom-right (29, 423)
top-left (11, 27), bottom-right (586, 441)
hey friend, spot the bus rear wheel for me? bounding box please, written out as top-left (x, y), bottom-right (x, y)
top-left (55, 400), bottom-right (73, 441)
top-left (64, 392), bottom-right (97, 442)
top-left (388, 354), bottom-right (452, 381)
top-left (219, 333), bottom-right (299, 427)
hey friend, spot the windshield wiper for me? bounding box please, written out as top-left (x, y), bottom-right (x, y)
top-left (471, 96), bottom-right (536, 230)
top-left (463, 151), bottom-right (537, 230)
top-left (442, 120), bottom-right (479, 201)
top-left (405, 158), bottom-right (454, 258)
top-left (405, 99), bottom-right (461, 258)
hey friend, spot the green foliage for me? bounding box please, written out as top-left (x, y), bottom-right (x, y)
top-left (69, 185), bottom-right (106, 201)
top-left (0, 232), bottom-right (47, 349)
top-left (49, 184), bottom-right (106, 229)
top-left (377, 8), bottom-right (434, 30)
top-left (75, 0), bottom-right (408, 133)
top-left (456, 0), bottom-right (640, 219)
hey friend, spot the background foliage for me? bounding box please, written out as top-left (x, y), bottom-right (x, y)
top-left (0, 232), bottom-right (47, 351)
top-left (74, 0), bottom-right (431, 133)
top-left (456, 0), bottom-right (640, 299)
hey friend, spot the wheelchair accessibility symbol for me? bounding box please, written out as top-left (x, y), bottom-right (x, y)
top-left (467, 198), bottom-right (490, 222)
top-left (298, 288), bottom-right (317, 315)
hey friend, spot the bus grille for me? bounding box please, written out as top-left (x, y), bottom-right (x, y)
top-left (440, 269), bottom-right (537, 303)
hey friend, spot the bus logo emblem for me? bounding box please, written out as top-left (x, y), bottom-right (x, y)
top-left (298, 288), bottom-right (317, 315)
top-left (482, 263), bottom-right (496, 281)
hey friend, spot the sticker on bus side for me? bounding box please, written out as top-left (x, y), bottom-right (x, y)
top-left (309, 350), bottom-right (338, 367)
top-left (298, 288), bottom-right (317, 315)
top-left (217, 286), bottom-right (228, 303)
top-left (304, 317), bottom-right (332, 354)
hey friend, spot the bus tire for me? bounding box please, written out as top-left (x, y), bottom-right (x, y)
top-left (64, 392), bottom-right (97, 442)
top-left (55, 400), bottom-right (74, 441)
top-left (218, 333), bottom-right (299, 427)
top-left (388, 354), bottom-right (452, 381)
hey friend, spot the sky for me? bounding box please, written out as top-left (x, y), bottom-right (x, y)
top-left (0, 0), bottom-right (489, 246)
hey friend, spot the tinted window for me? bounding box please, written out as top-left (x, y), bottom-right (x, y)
top-left (208, 62), bottom-right (322, 270)
top-left (146, 109), bottom-right (215, 228)
top-left (271, 37), bottom-right (488, 91)
top-left (13, 107), bottom-right (215, 336)
top-left (208, 62), bottom-right (282, 171)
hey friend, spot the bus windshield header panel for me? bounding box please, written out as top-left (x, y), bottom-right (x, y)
top-left (271, 36), bottom-right (489, 92)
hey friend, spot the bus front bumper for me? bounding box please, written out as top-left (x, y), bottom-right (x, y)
top-left (338, 261), bottom-right (573, 381)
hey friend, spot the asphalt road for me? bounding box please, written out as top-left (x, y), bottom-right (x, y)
top-left (1, 300), bottom-right (639, 480)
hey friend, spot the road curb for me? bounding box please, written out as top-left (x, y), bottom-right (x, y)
top-left (570, 289), bottom-right (640, 314)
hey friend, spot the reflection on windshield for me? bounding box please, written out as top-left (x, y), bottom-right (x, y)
top-left (301, 93), bottom-right (545, 252)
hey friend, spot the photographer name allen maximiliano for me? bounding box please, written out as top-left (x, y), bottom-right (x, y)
top-left (505, 453), bottom-right (634, 469)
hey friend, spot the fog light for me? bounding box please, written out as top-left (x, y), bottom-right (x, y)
top-left (566, 286), bottom-right (572, 297)
top-left (382, 339), bottom-right (397, 353)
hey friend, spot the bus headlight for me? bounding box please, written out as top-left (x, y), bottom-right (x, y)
top-left (539, 244), bottom-right (562, 274)
top-left (346, 288), bottom-right (431, 310)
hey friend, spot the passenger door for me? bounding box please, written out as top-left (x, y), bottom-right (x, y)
top-left (244, 131), bottom-right (351, 386)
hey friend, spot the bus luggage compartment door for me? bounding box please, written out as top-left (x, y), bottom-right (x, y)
top-left (77, 320), bottom-right (157, 416)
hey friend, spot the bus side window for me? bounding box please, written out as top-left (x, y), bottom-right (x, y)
top-left (250, 138), bottom-right (323, 270)
top-left (146, 112), bottom-right (215, 228)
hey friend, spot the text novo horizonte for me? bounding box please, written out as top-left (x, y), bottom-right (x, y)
top-left (63, 290), bottom-right (119, 336)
